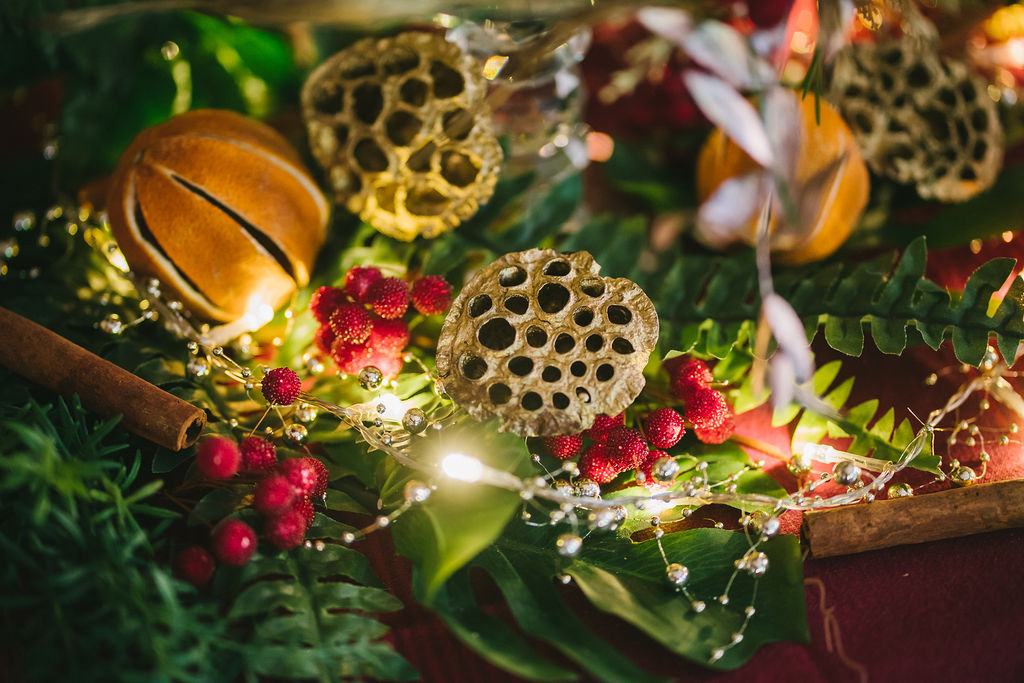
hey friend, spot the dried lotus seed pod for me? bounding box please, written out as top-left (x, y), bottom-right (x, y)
top-left (302, 31), bottom-right (502, 241)
top-left (436, 249), bottom-right (659, 437)
top-left (106, 109), bottom-right (329, 322)
top-left (828, 39), bottom-right (1002, 202)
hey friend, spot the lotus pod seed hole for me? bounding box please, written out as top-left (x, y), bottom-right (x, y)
top-left (607, 305), bottom-right (632, 325)
top-left (459, 353), bottom-right (487, 380)
top-left (504, 295), bottom-right (529, 315)
top-left (526, 325), bottom-right (547, 347)
top-left (468, 294), bottom-right (492, 317)
top-left (543, 260), bottom-right (571, 276)
top-left (554, 333), bottom-right (575, 354)
top-left (612, 338), bottom-right (635, 354)
top-left (498, 266), bottom-right (527, 287)
top-left (478, 318), bottom-right (516, 350)
top-left (542, 366), bottom-right (561, 382)
top-left (538, 283), bottom-right (570, 313)
top-left (508, 356), bottom-right (534, 376)
top-left (489, 383), bottom-right (512, 405)
top-left (521, 392), bottom-right (543, 411)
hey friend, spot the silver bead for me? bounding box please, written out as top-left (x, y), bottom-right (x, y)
top-left (832, 460), bottom-right (861, 487)
top-left (574, 478), bottom-right (601, 498)
top-left (285, 423), bottom-right (308, 445)
top-left (611, 506), bottom-right (628, 524)
top-left (186, 341), bottom-right (199, 354)
top-left (341, 532), bottom-right (356, 544)
top-left (557, 573), bottom-right (572, 584)
top-left (402, 408), bottom-right (428, 434)
top-left (887, 482), bottom-right (914, 499)
top-left (653, 528), bottom-right (664, 539)
top-left (751, 511), bottom-right (780, 538)
top-left (692, 600), bottom-right (706, 613)
top-left (665, 563), bottom-right (689, 586)
top-left (718, 595), bottom-right (729, 605)
top-left (359, 366), bottom-right (384, 391)
top-left (999, 435), bottom-right (1010, 445)
top-left (788, 451), bottom-right (812, 475)
top-left (709, 649), bottom-right (724, 663)
top-left (589, 507), bottom-right (617, 529)
top-left (167, 300), bottom-right (183, 311)
top-left (949, 464), bottom-right (977, 487)
top-left (305, 356), bottom-right (325, 375)
top-left (375, 515), bottom-right (390, 528)
top-left (651, 456), bottom-right (680, 483)
top-left (296, 403), bottom-right (318, 424)
top-left (556, 533), bottom-right (582, 557)
top-left (561, 461), bottom-right (580, 477)
top-left (744, 606), bottom-right (756, 617)
top-left (736, 550), bottom-right (769, 577)
top-left (980, 398), bottom-right (990, 411)
top-left (373, 417), bottom-right (384, 428)
top-left (980, 451), bottom-right (991, 462)
top-left (553, 479), bottom-right (574, 496)
top-left (99, 314), bottom-right (123, 335)
top-left (186, 356), bottom-right (210, 378)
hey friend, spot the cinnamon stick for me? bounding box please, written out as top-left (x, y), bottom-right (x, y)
top-left (801, 479), bottom-right (1024, 559)
top-left (0, 306), bottom-right (205, 451)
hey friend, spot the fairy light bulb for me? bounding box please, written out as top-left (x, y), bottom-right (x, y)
top-left (441, 452), bottom-right (483, 482)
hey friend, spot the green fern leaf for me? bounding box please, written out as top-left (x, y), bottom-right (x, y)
top-left (787, 361), bottom-right (940, 473)
top-left (230, 523), bottom-right (416, 682)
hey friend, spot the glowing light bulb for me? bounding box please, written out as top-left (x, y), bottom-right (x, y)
top-left (373, 393), bottom-right (408, 421)
top-left (441, 452), bottom-right (482, 482)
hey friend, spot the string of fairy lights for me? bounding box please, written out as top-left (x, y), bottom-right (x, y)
top-left (6, 201), bottom-right (1022, 662)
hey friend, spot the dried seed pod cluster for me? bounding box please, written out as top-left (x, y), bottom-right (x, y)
top-left (106, 109), bottom-right (329, 322)
top-left (301, 31), bottom-right (502, 241)
top-left (829, 39), bottom-right (1003, 202)
top-left (436, 249), bottom-right (659, 437)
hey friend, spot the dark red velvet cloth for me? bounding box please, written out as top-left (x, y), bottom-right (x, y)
top-left (362, 337), bottom-right (1024, 681)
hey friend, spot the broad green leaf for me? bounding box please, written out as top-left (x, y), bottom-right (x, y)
top-left (431, 568), bottom-right (578, 682)
top-left (390, 419), bottom-right (533, 600)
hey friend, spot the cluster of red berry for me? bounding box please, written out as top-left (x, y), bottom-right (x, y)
top-left (174, 434), bottom-right (330, 587)
top-left (542, 358), bottom-right (735, 489)
top-left (309, 267), bottom-right (453, 379)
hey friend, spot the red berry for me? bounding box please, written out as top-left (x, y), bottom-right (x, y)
top-left (694, 409), bottom-right (736, 444)
top-left (369, 316), bottom-right (410, 353)
top-left (579, 444), bottom-right (620, 484)
top-left (314, 324), bottom-right (337, 356)
top-left (280, 458), bottom-right (318, 497)
top-left (645, 408), bottom-right (686, 450)
top-left (686, 388), bottom-right (730, 431)
top-left (638, 449), bottom-right (673, 491)
top-left (253, 475), bottom-right (296, 516)
top-left (585, 413), bottom-right (625, 444)
top-left (309, 286), bottom-right (348, 324)
top-left (173, 546), bottom-right (215, 587)
top-left (329, 303), bottom-right (373, 344)
top-left (543, 434), bottom-right (584, 460)
top-left (304, 457), bottom-right (330, 499)
top-left (366, 277), bottom-right (410, 320)
top-left (367, 350), bottom-right (404, 380)
top-left (211, 519), bottom-right (257, 565)
top-left (292, 497), bottom-right (315, 530)
top-left (411, 275), bottom-right (453, 315)
top-left (195, 437), bottom-right (241, 479)
top-left (669, 357), bottom-right (715, 399)
top-left (240, 437), bottom-right (277, 472)
top-left (606, 426), bottom-right (648, 470)
top-left (261, 367), bottom-right (301, 405)
top-left (344, 266), bottom-right (384, 303)
top-left (265, 508), bottom-right (307, 550)
top-left (331, 338), bottom-right (371, 375)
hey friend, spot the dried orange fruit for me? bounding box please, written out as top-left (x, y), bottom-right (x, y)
top-left (696, 91), bottom-right (869, 264)
top-left (106, 109), bottom-right (329, 321)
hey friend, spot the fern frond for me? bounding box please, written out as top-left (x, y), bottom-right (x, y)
top-left (230, 516), bottom-right (416, 682)
top-left (769, 361), bottom-right (940, 472)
